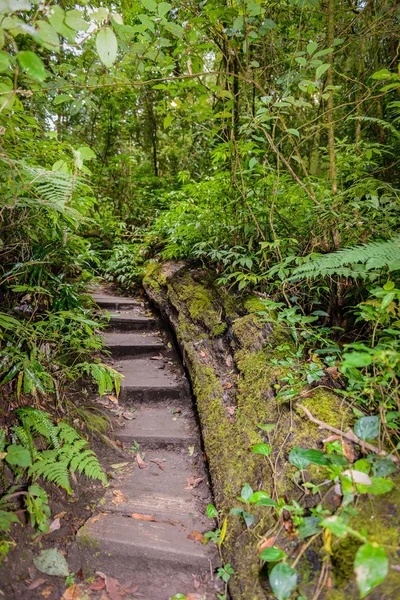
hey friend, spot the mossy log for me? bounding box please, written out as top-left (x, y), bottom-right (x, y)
top-left (143, 261), bottom-right (400, 600)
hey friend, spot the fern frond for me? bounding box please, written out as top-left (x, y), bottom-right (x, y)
top-left (57, 422), bottom-right (82, 444)
top-left (290, 236), bottom-right (400, 281)
top-left (15, 408), bottom-right (60, 450)
top-left (29, 459), bottom-right (71, 494)
top-left (11, 425), bottom-right (38, 461)
top-left (0, 429), bottom-right (5, 453)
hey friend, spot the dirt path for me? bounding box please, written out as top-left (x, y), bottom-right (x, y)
top-left (69, 290), bottom-right (220, 600)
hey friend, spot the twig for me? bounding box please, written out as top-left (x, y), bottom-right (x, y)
top-left (93, 431), bottom-right (132, 460)
top-left (297, 403), bottom-right (399, 464)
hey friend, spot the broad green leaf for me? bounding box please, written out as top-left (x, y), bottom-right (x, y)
top-left (164, 21), bottom-right (184, 38)
top-left (96, 28), bottom-right (118, 68)
top-left (258, 423), bottom-right (276, 433)
top-left (295, 57), bottom-right (307, 67)
top-left (65, 10), bottom-right (89, 32)
top-left (48, 6), bottom-right (75, 41)
top-left (170, 595), bottom-right (186, 600)
top-left (264, 18), bottom-right (276, 29)
top-left (33, 548), bottom-right (69, 577)
top-left (260, 547), bottom-right (286, 562)
top-left (17, 51), bottom-right (47, 82)
top-left (307, 41), bottom-right (318, 56)
top-left (342, 351), bottom-right (372, 368)
top-left (320, 515), bottom-right (357, 539)
top-left (240, 483), bottom-right (253, 501)
top-left (289, 447), bottom-right (330, 468)
top-left (354, 543), bottom-right (388, 598)
top-left (158, 2), bottom-right (172, 18)
top-left (91, 8), bottom-right (109, 22)
top-left (357, 477), bottom-right (394, 495)
top-left (316, 63), bottom-right (330, 79)
top-left (249, 157), bottom-right (258, 169)
top-left (163, 113), bottom-right (173, 129)
top-left (354, 416), bottom-right (380, 441)
top-left (247, 491), bottom-right (276, 506)
top-left (0, 51), bottom-right (10, 72)
top-left (36, 21), bottom-right (59, 52)
top-left (54, 94), bottom-right (72, 105)
top-left (298, 516), bottom-right (321, 539)
top-left (0, 510), bottom-right (20, 532)
top-left (233, 16), bottom-right (244, 30)
top-left (206, 504), bottom-right (218, 518)
top-left (287, 128), bottom-right (299, 137)
top-left (252, 443), bottom-right (271, 456)
top-left (269, 563), bottom-right (297, 600)
top-left (5, 444), bottom-right (31, 467)
top-left (77, 146), bottom-right (96, 160)
top-left (141, 0), bottom-right (157, 11)
top-left (371, 68), bottom-right (393, 80)
top-left (0, 0), bottom-right (30, 11)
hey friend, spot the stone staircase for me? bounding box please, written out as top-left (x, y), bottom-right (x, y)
top-left (71, 291), bottom-right (219, 600)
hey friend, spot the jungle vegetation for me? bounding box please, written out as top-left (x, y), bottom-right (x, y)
top-left (0, 0), bottom-right (399, 598)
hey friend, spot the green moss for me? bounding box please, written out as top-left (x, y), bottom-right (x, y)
top-left (77, 532), bottom-right (100, 550)
top-left (142, 261), bottom-right (167, 293)
top-left (243, 296), bottom-right (266, 314)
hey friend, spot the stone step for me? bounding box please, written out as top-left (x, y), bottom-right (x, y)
top-left (103, 449), bottom-right (210, 526)
top-left (103, 331), bottom-right (164, 356)
top-left (92, 294), bottom-right (141, 310)
top-left (76, 513), bottom-right (216, 573)
top-left (116, 358), bottom-right (189, 402)
top-left (115, 404), bottom-right (197, 448)
top-left (107, 313), bottom-right (158, 331)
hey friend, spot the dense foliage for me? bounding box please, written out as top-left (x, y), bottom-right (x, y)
top-left (0, 0), bottom-right (399, 597)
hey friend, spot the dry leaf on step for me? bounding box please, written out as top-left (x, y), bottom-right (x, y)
top-left (122, 411), bottom-right (135, 420)
top-left (112, 490), bottom-right (128, 505)
top-left (185, 477), bottom-right (203, 490)
top-left (49, 518), bottom-right (60, 532)
top-left (53, 511), bottom-right (66, 520)
top-left (150, 459), bottom-right (164, 470)
top-left (187, 530), bottom-right (205, 544)
top-left (61, 584), bottom-right (81, 600)
top-left (136, 453), bottom-right (148, 469)
top-left (131, 513), bottom-right (158, 522)
top-left (41, 587), bottom-right (54, 599)
top-left (27, 578), bottom-right (46, 590)
top-left (96, 572), bottom-right (120, 600)
top-left (90, 578), bottom-right (106, 591)
top-left (107, 395), bottom-right (119, 405)
top-left (150, 355), bottom-right (163, 360)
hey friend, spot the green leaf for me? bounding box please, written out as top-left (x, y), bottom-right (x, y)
top-left (354, 416), bottom-right (380, 441)
top-left (5, 444), bottom-right (31, 467)
top-left (206, 504), bottom-right (218, 518)
top-left (287, 128), bottom-right (299, 137)
top-left (240, 483), bottom-right (253, 501)
top-left (249, 157), bottom-right (258, 169)
top-left (170, 595), bottom-right (186, 600)
top-left (297, 516), bottom-right (321, 539)
top-left (248, 491), bottom-right (277, 506)
top-left (163, 113), bottom-right (173, 129)
top-left (0, 80), bottom-right (15, 111)
top-left (307, 41), bottom-right (318, 56)
top-left (65, 10), bottom-right (89, 32)
top-left (252, 443), bottom-right (271, 456)
top-left (354, 543), bottom-right (388, 598)
top-left (264, 19), bottom-right (276, 29)
top-left (320, 515), bottom-right (356, 539)
top-left (258, 423), bottom-right (276, 433)
top-left (33, 548), bottom-right (69, 577)
top-left (158, 2), bottom-right (172, 18)
top-left (91, 8), bottom-right (109, 22)
top-left (0, 510), bottom-right (20, 532)
top-left (17, 51), bottom-right (47, 82)
top-left (289, 447), bottom-right (330, 469)
top-left (0, 51), bottom-right (10, 72)
top-left (358, 477), bottom-right (394, 495)
top-left (371, 68), bottom-right (393, 80)
top-left (269, 563), bottom-right (297, 600)
top-left (96, 28), bottom-right (118, 68)
top-left (260, 547), bottom-right (287, 562)
top-left (316, 63), bottom-right (330, 79)
top-left (54, 94), bottom-right (72, 105)
top-left (77, 146), bottom-right (96, 160)
top-left (36, 21), bottom-right (59, 52)
top-left (141, 0), bottom-right (157, 11)
top-left (164, 21), bottom-right (184, 38)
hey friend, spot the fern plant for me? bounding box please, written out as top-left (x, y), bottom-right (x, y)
top-left (290, 236), bottom-right (400, 281)
top-left (7, 409), bottom-right (107, 495)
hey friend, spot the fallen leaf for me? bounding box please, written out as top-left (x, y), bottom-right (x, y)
top-left (150, 355), bottom-right (163, 360)
top-left (27, 578), bottom-right (46, 590)
top-left (185, 477), bottom-right (203, 490)
top-left (122, 584), bottom-right (139, 594)
top-left (187, 595), bottom-right (203, 600)
top-left (225, 355), bottom-right (232, 367)
top-left (54, 511), bottom-right (66, 520)
top-left (115, 440), bottom-right (124, 448)
top-left (41, 587), bottom-right (54, 599)
top-left (323, 435), bottom-right (341, 444)
top-left (112, 490), bottom-right (128, 505)
top-left (90, 578), bottom-right (106, 591)
top-left (107, 395), bottom-right (119, 405)
top-left (136, 453), bottom-right (148, 469)
top-left (61, 584), bottom-right (81, 600)
top-left (96, 572), bottom-right (120, 600)
top-left (131, 513), bottom-right (158, 522)
top-left (188, 445), bottom-right (195, 457)
top-left (226, 406), bottom-right (235, 415)
top-left (342, 439), bottom-right (355, 463)
top-left (33, 548), bottom-right (69, 577)
top-left (150, 459), bottom-right (164, 471)
top-left (223, 382), bottom-right (233, 390)
top-left (89, 513), bottom-right (106, 524)
top-left (199, 351), bottom-right (207, 358)
top-left (122, 412), bottom-right (135, 420)
top-left (258, 536), bottom-right (276, 553)
top-left (49, 518), bottom-right (61, 532)
top-left (326, 366), bottom-right (339, 378)
top-left (187, 530), bottom-right (205, 544)
top-left (111, 462), bottom-right (129, 469)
